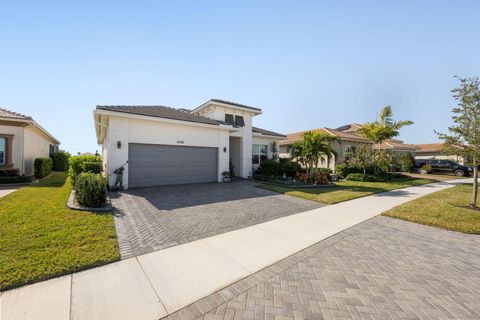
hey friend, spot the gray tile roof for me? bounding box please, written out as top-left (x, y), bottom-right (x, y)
top-left (0, 107), bottom-right (31, 120)
top-left (252, 126), bottom-right (286, 138)
top-left (210, 99), bottom-right (262, 112)
top-left (96, 105), bottom-right (226, 126)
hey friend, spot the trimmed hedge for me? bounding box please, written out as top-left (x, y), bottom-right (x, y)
top-left (0, 176), bottom-right (33, 184)
top-left (255, 159), bottom-right (302, 178)
top-left (335, 164), bottom-right (374, 179)
top-left (83, 161), bottom-right (103, 174)
top-left (0, 168), bottom-right (20, 177)
top-left (345, 173), bottom-right (380, 182)
top-left (51, 151), bottom-right (71, 171)
top-left (68, 155), bottom-right (103, 187)
top-left (346, 172), bottom-right (410, 182)
top-left (34, 158), bottom-right (53, 179)
top-left (75, 173), bottom-right (107, 207)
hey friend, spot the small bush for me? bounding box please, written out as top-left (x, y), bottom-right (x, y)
top-left (420, 163), bottom-right (433, 174)
top-left (83, 161), bottom-right (103, 174)
top-left (34, 158), bottom-right (53, 179)
top-left (69, 155), bottom-right (103, 186)
top-left (346, 173), bottom-right (380, 182)
top-left (279, 158), bottom-right (302, 177)
top-left (0, 168), bottom-right (20, 177)
top-left (315, 167), bottom-right (333, 175)
top-left (0, 175), bottom-right (33, 184)
top-left (257, 160), bottom-right (281, 176)
top-left (313, 172), bottom-right (330, 185)
top-left (51, 151), bottom-right (71, 171)
top-left (401, 153), bottom-right (416, 172)
top-left (75, 173), bottom-right (106, 207)
top-left (295, 172), bottom-right (309, 183)
top-left (335, 164), bottom-right (374, 178)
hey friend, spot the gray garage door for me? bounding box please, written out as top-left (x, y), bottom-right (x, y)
top-left (128, 143), bottom-right (218, 188)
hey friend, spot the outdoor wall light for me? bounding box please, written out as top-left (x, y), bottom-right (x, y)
top-left (223, 147), bottom-right (227, 153)
top-left (117, 141), bottom-right (121, 149)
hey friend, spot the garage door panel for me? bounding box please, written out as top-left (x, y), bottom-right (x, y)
top-left (128, 143), bottom-right (218, 188)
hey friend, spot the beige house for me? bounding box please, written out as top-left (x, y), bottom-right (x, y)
top-left (0, 108), bottom-right (60, 176)
top-left (414, 143), bottom-right (467, 164)
top-left (280, 123), bottom-right (416, 170)
top-left (279, 127), bottom-right (372, 170)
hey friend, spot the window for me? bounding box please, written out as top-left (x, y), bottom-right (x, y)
top-left (225, 114), bottom-right (234, 125)
top-left (252, 144), bottom-right (268, 165)
top-left (49, 144), bottom-right (55, 157)
top-left (0, 137), bottom-right (5, 165)
top-left (235, 116), bottom-right (245, 127)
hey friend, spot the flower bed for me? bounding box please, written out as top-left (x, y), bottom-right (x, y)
top-left (250, 174), bottom-right (335, 188)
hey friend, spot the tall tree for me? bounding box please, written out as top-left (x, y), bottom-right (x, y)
top-left (357, 105), bottom-right (414, 143)
top-left (289, 130), bottom-right (339, 181)
top-left (437, 76), bottom-right (480, 208)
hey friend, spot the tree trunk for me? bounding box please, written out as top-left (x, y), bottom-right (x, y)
top-left (471, 166), bottom-right (478, 208)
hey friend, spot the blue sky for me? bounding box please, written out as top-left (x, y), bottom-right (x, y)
top-left (1, 0), bottom-right (479, 153)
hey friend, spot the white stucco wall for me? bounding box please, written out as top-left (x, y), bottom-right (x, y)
top-left (229, 137), bottom-right (241, 177)
top-left (105, 116), bottom-right (230, 188)
top-left (0, 125), bottom-right (23, 173)
top-left (23, 125), bottom-right (54, 176)
top-left (196, 104), bottom-right (257, 178)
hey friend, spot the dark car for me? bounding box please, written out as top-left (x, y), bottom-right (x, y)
top-left (415, 159), bottom-right (472, 176)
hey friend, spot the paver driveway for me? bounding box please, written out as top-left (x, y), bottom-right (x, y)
top-left (111, 180), bottom-right (324, 258)
top-left (165, 216), bottom-right (480, 320)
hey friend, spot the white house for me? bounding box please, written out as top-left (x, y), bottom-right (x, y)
top-left (0, 108), bottom-right (60, 176)
top-left (93, 99), bottom-right (286, 189)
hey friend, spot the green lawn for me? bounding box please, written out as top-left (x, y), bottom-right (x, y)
top-left (259, 178), bottom-right (435, 204)
top-left (383, 184), bottom-right (480, 234)
top-left (0, 172), bottom-right (119, 291)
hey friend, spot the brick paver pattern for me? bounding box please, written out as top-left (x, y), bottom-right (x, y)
top-left (111, 180), bottom-right (323, 258)
top-left (165, 216), bottom-right (480, 320)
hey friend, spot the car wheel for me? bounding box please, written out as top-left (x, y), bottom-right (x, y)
top-left (454, 170), bottom-right (465, 177)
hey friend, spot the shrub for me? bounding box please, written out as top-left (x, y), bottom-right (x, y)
top-left (335, 164), bottom-right (374, 178)
top-left (420, 163), bottom-right (433, 174)
top-left (75, 173), bottom-right (107, 207)
top-left (279, 158), bottom-right (302, 177)
top-left (255, 159), bottom-right (302, 178)
top-left (0, 175), bottom-right (33, 184)
top-left (51, 151), bottom-right (71, 171)
top-left (0, 168), bottom-right (20, 177)
top-left (346, 173), bottom-right (380, 182)
top-left (68, 154), bottom-right (103, 186)
top-left (257, 160), bottom-right (281, 176)
top-left (295, 172), bottom-right (309, 183)
top-left (313, 172), bottom-right (330, 185)
top-left (315, 167), bottom-right (332, 175)
top-left (83, 161), bottom-right (103, 174)
top-left (34, 158), bottom-right (53, 179)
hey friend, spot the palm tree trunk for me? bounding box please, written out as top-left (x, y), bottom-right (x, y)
top-left (471, 166), bottom-right (478, 208)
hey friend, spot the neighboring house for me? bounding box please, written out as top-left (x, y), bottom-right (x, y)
top-left (335, 123), bottom-right (416, 155)
top-left (93, 99), bottom-right (286, 188)
top-left (373, 139), bottom-right (416, 156)
top-left (279, 127), bottom-right (372, 170)
top-left (0, 108), bottom-right (60, 176)
top-left (279, 123), bottom-right (416, 170)
top-left (414, 143), bottom-right (467, 164)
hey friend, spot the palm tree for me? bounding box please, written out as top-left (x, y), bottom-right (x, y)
top-left (289, 130), bottom-right (339, 181)
top-left (357, 105), bottom-right (413, 144)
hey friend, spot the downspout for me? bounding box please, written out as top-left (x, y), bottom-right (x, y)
top-left (21, 125), bottom-right (25, 175)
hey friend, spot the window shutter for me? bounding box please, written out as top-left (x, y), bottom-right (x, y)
top-left (235, 116), bottom-right (245, 127)
top-left (225, 114), bottom-right (234, 125)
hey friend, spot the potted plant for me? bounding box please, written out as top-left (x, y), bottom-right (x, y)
top-left (222, 171), bottom-right (231, 182)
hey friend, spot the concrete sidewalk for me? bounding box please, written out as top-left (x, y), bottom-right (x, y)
top-left (0, 179), bottom-right (468, 320)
